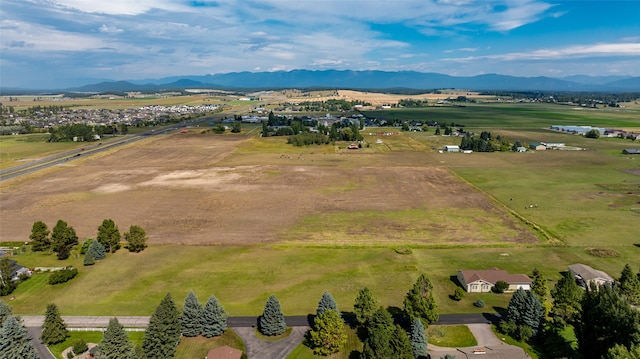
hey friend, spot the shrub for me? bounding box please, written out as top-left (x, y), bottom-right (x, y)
top-left (493, 281), bottom-right (509, 293)
top-left (474, 300), bottom-right (485, 308)
top-left (453, 287), bottom-right (465, 301)
top-left (72, 339), bottom-right (88, 354)
top-left (48, 267), bottom-right (78, 285)
top-left (67, 352), bottom-right (74, 359)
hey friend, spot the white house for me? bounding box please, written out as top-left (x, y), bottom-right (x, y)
top-left (568, 263), bottom-right (614, 289)
top-left (457, 268), bottom-right (532, 293)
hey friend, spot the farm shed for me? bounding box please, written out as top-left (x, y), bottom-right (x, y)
top-left (443, 145), bottom-right (460, 152)
top-left (529, 142), bottom-right (546, 151)
top-left (457, 268), bottom-right (532, 293)
top-left (568, 263), bottom-right (613, 288)
top-left (623, 148), bottom-right (640, 154)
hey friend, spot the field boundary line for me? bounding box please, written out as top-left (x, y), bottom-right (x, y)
top-left (445, 168), bottom-right (563, 245)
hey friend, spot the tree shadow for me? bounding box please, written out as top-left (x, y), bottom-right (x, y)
top-left (449, 275), bottom-right (464, 288)
top-left (387, 306), bottom-right (409, 329)
top-left (482, 312), bottom-right (502, 324)
top-left (349, 350), bottom-right (361, 359)
top-left (341, 311), bottom-right (357, 328)
top-left (492, 306), bottom-right (507, 317)
top-left (633, 243), bottom-right (640, 248)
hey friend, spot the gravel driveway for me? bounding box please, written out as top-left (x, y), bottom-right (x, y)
top-left (234, 326), bottom-right (309, 359)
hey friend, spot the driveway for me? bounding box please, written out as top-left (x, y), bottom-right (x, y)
top-left (234, 326), bottom-right (309, 359)
top-left (428, 324), bottom-right (528, 359)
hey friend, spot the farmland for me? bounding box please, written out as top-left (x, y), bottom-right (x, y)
top-left (1, 100), bottom-right (639, 319)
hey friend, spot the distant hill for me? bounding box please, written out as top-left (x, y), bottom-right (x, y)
top-left (7, 70), bottom-right (638, 94)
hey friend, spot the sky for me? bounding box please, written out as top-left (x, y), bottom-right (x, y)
top-left (1, 0), bottom-right (640, 88)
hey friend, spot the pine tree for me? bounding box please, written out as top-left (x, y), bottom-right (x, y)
top-left (605, 343), bottom-right (640, 359)
top-left (521, 291), bottom-right (545, 335)
top-left (0, 300), bottom-right (12, 327)
top-left (309, 309), bottom-right (346, 355)
top-left (531, 268), bottom-right (548, 299)
top-left (181, 291), bottom-right (203, 337)
top-left (316, 291), bottom-right (339, 317)
top-left (41, 303), bottom-right (68, 345)
top-left (97, 219), bottom-right (121, 253)
top-left (575, 284), bottom-right (640, 359)
top-left (142, 293), bottom-right (181, 359)
top-left (0, 316), bottom-right (38, 359)
top-left (83, 251), bottom-right (96, 266)
top-left (0, 258), bottom-right (16, 296)
top-left (361, 307), bottom-right (395, 359)
top-left (88, 240), bottom-right (106, 260)
top-left (259, 294), bottom-right (286, 336)
top-left (202, 295), bottom-right (227, 338)
top-left (354, 287), bottom-right (378, 327)
top-left (96, 318), bottom-right (136, 359)
top-left (551, 271), bottom-right (583, 325)
top-left (506, 288), bottom-right (528, 324)
top-left (618, 264), bottom-right (640, 305)
top-left (390, 325), bottom-right (415, 359)
top-left (410, 318), bottom-right (428, 359)
top-left (80, 238), bottom-right (93, 255)
top-left (29, 221), bottom-right (50, 252)
top-left (403, 274), bottom-right (439, 326)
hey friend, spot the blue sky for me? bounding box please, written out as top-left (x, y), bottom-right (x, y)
top-left (1, 0), bottom-right (639, 88)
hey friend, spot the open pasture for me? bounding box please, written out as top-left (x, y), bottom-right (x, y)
top-left (0, 133), bottom-right (89, 169)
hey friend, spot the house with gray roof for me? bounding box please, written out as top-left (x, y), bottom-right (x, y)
top-left (568, 263), bottom-right (614, 289)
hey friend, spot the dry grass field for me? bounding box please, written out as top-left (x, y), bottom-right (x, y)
top-left (280, 89), bottom-right (494, 106)
top-left (0, 131), bottom-right (536, 246)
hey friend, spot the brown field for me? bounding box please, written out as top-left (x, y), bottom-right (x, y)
top-left (280, 89), bottom-right (495, 106)
top-left (0, 132), bottom-right (536, 245)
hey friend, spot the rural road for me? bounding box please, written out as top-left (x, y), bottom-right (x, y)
top-left (22, 313), bottom-right (496, 358)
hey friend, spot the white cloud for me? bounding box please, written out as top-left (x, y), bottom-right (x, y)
top-left (99, 24), bottom-right (123, 34)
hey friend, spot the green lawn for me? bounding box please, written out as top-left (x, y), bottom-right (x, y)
top-left (426, 325), bottom-right (477, 347)
top-left (286, 326), bottom-right (362, 359)
top-left (48, 331), bottom-right (144, 359)
top-left (0, 134), bottom-right (87, 169)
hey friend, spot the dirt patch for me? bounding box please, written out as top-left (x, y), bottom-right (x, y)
top-left (586, 248), bottom-right (620, 258)
top-left (0, 133), bottom-right (537, 245)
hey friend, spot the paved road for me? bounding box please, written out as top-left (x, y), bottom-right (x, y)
top-left (26, 326), bottom-right (55, 359)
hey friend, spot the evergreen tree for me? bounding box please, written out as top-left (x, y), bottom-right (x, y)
top-left (551, 271), bottom-right (583, 325)
top-left (181, 291), bottom-right (203, 337)
top-left (80, 238), bottom-right (93, 255)
top-left (202, 295), bottom-right (227, 338)
top-left (354, 287), bottom-right (378, 327)
top-left (41, 303), bottom-right (68, 345)
top-left (403, 274), bottom-right (439, 326)
top-left (29, 221), bottom-right (50, 252)
top-left (83, 251), bottom-right (96, 266)
top-left (361, 307), bottom-right (395, 359)
top-left (617, 264), bottom-right (640, 305)
top-left (88, 239), bottom-right (107, 260)
top-left (142, 293), bottom-right (181, 359)
top-left (506, 288), bottom-right (528, 324)
top-left (410, 318), bottom-right (428, 359)
top-left (531, 268), bottom-right (548, 299)
top-left (309, 309), bottom-right (346, 355)
top-left (125, 225), bottom-right (148, 253)
top-left (97, 219), bottom-right (121, 253)
top-left (0, 300), bottom-right (11, 327)
top-left (259, 294), bottom-right (286, 336)
top-left (575, 284), bottom-right (640, 359)
top-left (522, 291), bottom-right (545, 336)
top-left (96, 318), bottom-right (136, 359)
top-left (51, 220), bottom-right (78, 260)
top-left (316, 291), bottom-right (339, 317)
top-left (0, 316), bottom-right (38, 359)
top-left (390, 325), bottom-right (415, 359)
top-left (0, 258), bottom-right (16, 296)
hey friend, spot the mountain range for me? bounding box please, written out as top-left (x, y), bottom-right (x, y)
top-left (4, 70), bottom-right (640, 94)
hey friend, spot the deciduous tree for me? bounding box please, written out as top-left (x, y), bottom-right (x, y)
top-left (0, 258), bottom-right (17, 296)
top-left (617, 264), bottom-right (640, 305)
top-left (41, 303), bottom-right (68, 345)
top-left (181, 291), bottom-right (203, 337)
top-left (403, 274), bottom-right (439, 326)
top-left (309, 309), bottom-right (346, 355)
top-left (97, 219), bottom-right (121, 253)
top-left (29, 221), bottom-right (50, 252)
top-left (0, 316), bottom-right (38, 359)
top-left (96, 318), bottom-right (136, 359)
top-left (51, 220), bottom-right (78, 260)
top-left (142, 293), bottom-right (181, 359)
top-left (124, 225), bottom-right (147, 253)
top-left (259, 295), bottom-right (286, 336)
top-left (551, 271), bottom-right (583, 325)
top-left (202, 295), bottom-right (227, 338)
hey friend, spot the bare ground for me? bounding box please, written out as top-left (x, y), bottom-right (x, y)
top-left (0, 133), bottom-right (537, 245)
